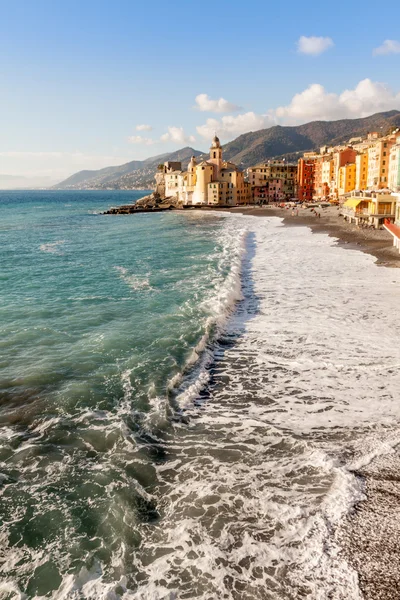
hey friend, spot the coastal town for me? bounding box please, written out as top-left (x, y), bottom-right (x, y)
top-left (107, 131), bottom-right (400, 256)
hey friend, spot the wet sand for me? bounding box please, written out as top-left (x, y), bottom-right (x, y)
top-left (227, 205), bottom-right (400, 268)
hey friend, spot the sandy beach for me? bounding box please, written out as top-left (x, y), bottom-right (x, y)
top-left (227, 205), bottom-right (400, 268)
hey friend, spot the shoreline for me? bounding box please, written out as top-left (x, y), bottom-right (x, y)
top-left (226, 205), bottom-right (400, 268)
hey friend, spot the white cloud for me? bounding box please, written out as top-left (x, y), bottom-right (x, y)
top-left (128, 135), bottom-right (155, 145)
top-left (297, 35), bottom-right (334, 56)
top-left (196, 112), bottom-right (276, 140)
top-left (160, 126), bottom-right (196, 144)
top-left (129, 127), bottom-right (196, 146)
top-left (274, 79), bottom-right (400, 123)
top-left (194, 93), bottom-right (241, 113)
top-left (373, 39), bottom-right (400, 56)
top-left (136, 124), bottom-right (153, 131)
top-left (195, 78), bottom-right (400, 141)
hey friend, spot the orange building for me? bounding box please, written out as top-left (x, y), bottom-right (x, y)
top-left (297, 158), bottom-right (315, 201)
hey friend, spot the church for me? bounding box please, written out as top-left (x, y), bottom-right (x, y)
top-left (162, 136), bottom-right (251, 206)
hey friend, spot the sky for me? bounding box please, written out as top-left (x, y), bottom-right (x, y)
top-left (1, 0), bottom-right (400, 186)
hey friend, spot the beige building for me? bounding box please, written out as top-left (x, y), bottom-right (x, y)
top-left (367, 137), bottom-right (396, 189)
top-left (162, 136), bottom-right (250, 206)
top-left (389, 137), bottom-right (400, 192)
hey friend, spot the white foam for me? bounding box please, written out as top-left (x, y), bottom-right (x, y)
top-left (114, 266), bottom-right (152, 291)
top-left (128, 215), bottom-right (400, 599)
top-left (166, 218), bottom-right (248, 407)
top-left (39, 240), bottom-right (65, 254)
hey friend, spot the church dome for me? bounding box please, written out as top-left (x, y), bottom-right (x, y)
top-left (211, 135), bottom-right (221, 148)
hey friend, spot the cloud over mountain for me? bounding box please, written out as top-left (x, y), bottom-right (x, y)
top-left (160, 126), bottom-right (196, 144)
top-left (275, 79), bottom-right (400, 122)
top-left (197, 112), bottom-right (275, 140)
top-left (196, 79), bottom-right (400, 138)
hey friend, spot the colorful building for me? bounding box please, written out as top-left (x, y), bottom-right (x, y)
top-left (389, 137), bottom-right (400, 192)
top-left (248, 160), bottom-right (297, 202)
top-left (367, 136), bottom-right (396, 189)
top-left (252, 179), bottom-right (285, 203)
top-left (383, 193), bottom-right (400, 253)
top-left (297, 158), bottom-right (315, 202)
top-left (355, 153), bottom-right (368, 190)
top-left (341, 190), bottom-right (397, 228)
top-left (338, 163), bottom-right (356, 197)
top-left (313, 155), bottom-right (334, 199)
top-left (332, 147), bottom-right (357, 196)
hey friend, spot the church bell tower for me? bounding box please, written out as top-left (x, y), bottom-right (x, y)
top-left (209, 135), bottom-right (222, 178)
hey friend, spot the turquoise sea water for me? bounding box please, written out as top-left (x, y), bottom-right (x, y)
top-left (2, 191), bottom-right (400, 600)
top-left (0, 191), bottom-right (246, 598)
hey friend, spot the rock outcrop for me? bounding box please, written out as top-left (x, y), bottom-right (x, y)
top-left (103, 192), bottom-right (182, 215)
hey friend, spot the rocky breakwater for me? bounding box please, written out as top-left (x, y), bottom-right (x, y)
top-left (103, 192), bottom-right (181, 215)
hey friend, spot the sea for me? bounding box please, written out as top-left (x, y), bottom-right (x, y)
top-left (1, 190), bottom-right (400, 600)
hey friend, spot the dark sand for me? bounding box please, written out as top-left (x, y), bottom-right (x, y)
top-left (229, 204), bottom-right (400, 599)
top-left (227, 205), bottom-right (400, 268)
top-left (334, 449), bottom-right (400, 600)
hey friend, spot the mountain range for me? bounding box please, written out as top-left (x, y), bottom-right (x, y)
top-left (54, 110), bottom-right (400, 190)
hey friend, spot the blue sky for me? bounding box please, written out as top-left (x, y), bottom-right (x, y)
top-left (1, 0), bottom-right (400, 184)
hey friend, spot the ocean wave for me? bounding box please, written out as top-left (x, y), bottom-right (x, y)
top-left (165, 219), bottom-right (247, 409)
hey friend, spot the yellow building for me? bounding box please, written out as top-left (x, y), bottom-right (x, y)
top-left (163, 136), bottom-right (249, 206)
top-left (342, 191), bottom-right (396, 228)
top-left (338, 163), bottom-right (356, 196)
top-left (355, 153), bottom-right (368, 190)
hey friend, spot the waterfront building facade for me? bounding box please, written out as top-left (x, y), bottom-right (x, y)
top-left (341, 190), bottom-right (397, 229)
top-left (248, 160), bottom-right (297, 203)
top-left (389, 137), bottom-right (400, 192)
top-left (366, 137), bottom-right (396, 189)
top-left (297, 158), bottom-right (315, 201)
top-left (338, 163), bottom-right (356, 196)
top-left (161, 136), bottom-right (251, 206)
top-left (355, 153), bottom-right (368, 190)
top-left (383, 193), bottom-right (400, 252)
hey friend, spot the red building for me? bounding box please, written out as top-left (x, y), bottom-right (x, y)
top-left (297, 158), bottom-right (316, 201)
